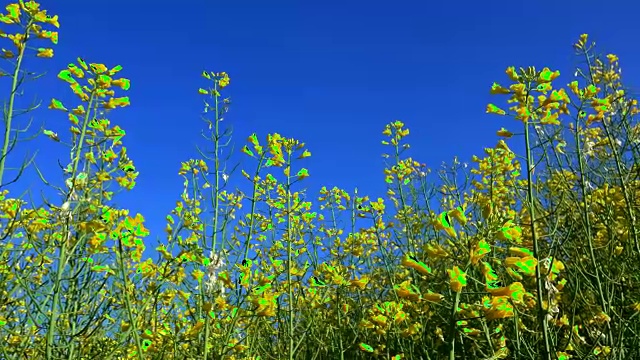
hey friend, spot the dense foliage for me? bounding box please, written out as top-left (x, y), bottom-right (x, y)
top-left (0, 2), bottom-right (639, 359)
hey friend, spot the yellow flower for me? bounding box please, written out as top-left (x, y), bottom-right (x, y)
top-left (483, 296), bottom-right (514, 321)
top-left (394, 311), bottom-right (407, 325)
top-left (371, 314), bottom-right (388, 327)
top-left (5, 4), bottom-right (20, 21)
top-left (508, 247), bottom-right (532, 257)
top-left (448, 206), bottom-right (467, 225)
top-left (36, 47), bottom-right (53, 58)
top-left (422, 291), bottom-right (444, 303)
top-left (575, 34), bottom-right (588, 50)
top-left (1, 49), bottom-right (14, 59)
top-left (350, 276), bottom-right (369, 290)
top-left (538, 67), bottom-right (560, 83)
top-left (481, 203), bottom-right (492, 219)
top-left (515, 105), bottom-right (531, 122)
top-left (341, 303), bottom-right (350, 314)
top-left (487, 282), bottom-right (525, 302)
top-left (257, 307), bottom-right (275, 317)
top-left (540, 110), bottom-right (560, 125)
top-left (568, 81), bottom-right (580, 96)
top-left (496, 127), bottom-right (513, 138)
top-left (496, 140), bottom-right (512, 153)
top-left (401, 254), bottom-right (431, 276)
top-left (0, 15), bottom-right (15, 24)
top-left (218, 72), bottom-right (230, 88)
top-left (90, 63), bottom-right (108, 74)
top-left (490, 82), bottom-right (511, 95)
top-left (505, 256), bottom-right (537, 277)
top-left (401, 323), bottom-right (421, 338)
top-left (486, 104), bottom-right (506, 115)
top-left (423, 243), bottom-right (448, 259)
top-left (46, 14), bottom-right (59, 28)
top-left (48, 98), bottom-right (67, 111)
top-left (505, 66), bottom-right (519, 81)
top-left (394, 281), bottom-right (421, 302)
top-left (470, 239), bottom-right (491, 265)
top-left (448, 266), bottom-right (467, 292)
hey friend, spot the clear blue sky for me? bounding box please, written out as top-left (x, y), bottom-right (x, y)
top-left (6, 0), bottom-right (640, 260)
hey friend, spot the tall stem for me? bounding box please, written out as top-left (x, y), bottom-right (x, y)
top-left (0, 25), bottom-right (29, 188)
top-left (523, 106), bottom-right (552, 360)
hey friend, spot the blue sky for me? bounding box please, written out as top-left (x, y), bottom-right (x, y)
top-left (5, 0), bottom-right (640, 261)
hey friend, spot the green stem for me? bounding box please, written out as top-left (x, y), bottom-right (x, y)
top-left (45, 225), bottom-right (67, 359)
top-left (116, 238), bottom-right (144, 360)
top-left (0, 25), bottom-right (29, 188)
top-left (448, 288), bottom-right (462, 360)
top-left (574, 118), bottom-right (612, 343)
top-left (46, 89), bottom-right (96, 359)
top-left (286, 156), bottom-right (295, 360)
top-left (523, 106), bottom-right (552, 360)
top-left (204, 76), bottom-right (220, 360)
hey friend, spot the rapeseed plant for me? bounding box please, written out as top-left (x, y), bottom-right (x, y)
top-left (1, 2), bottom-right (640, 358)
